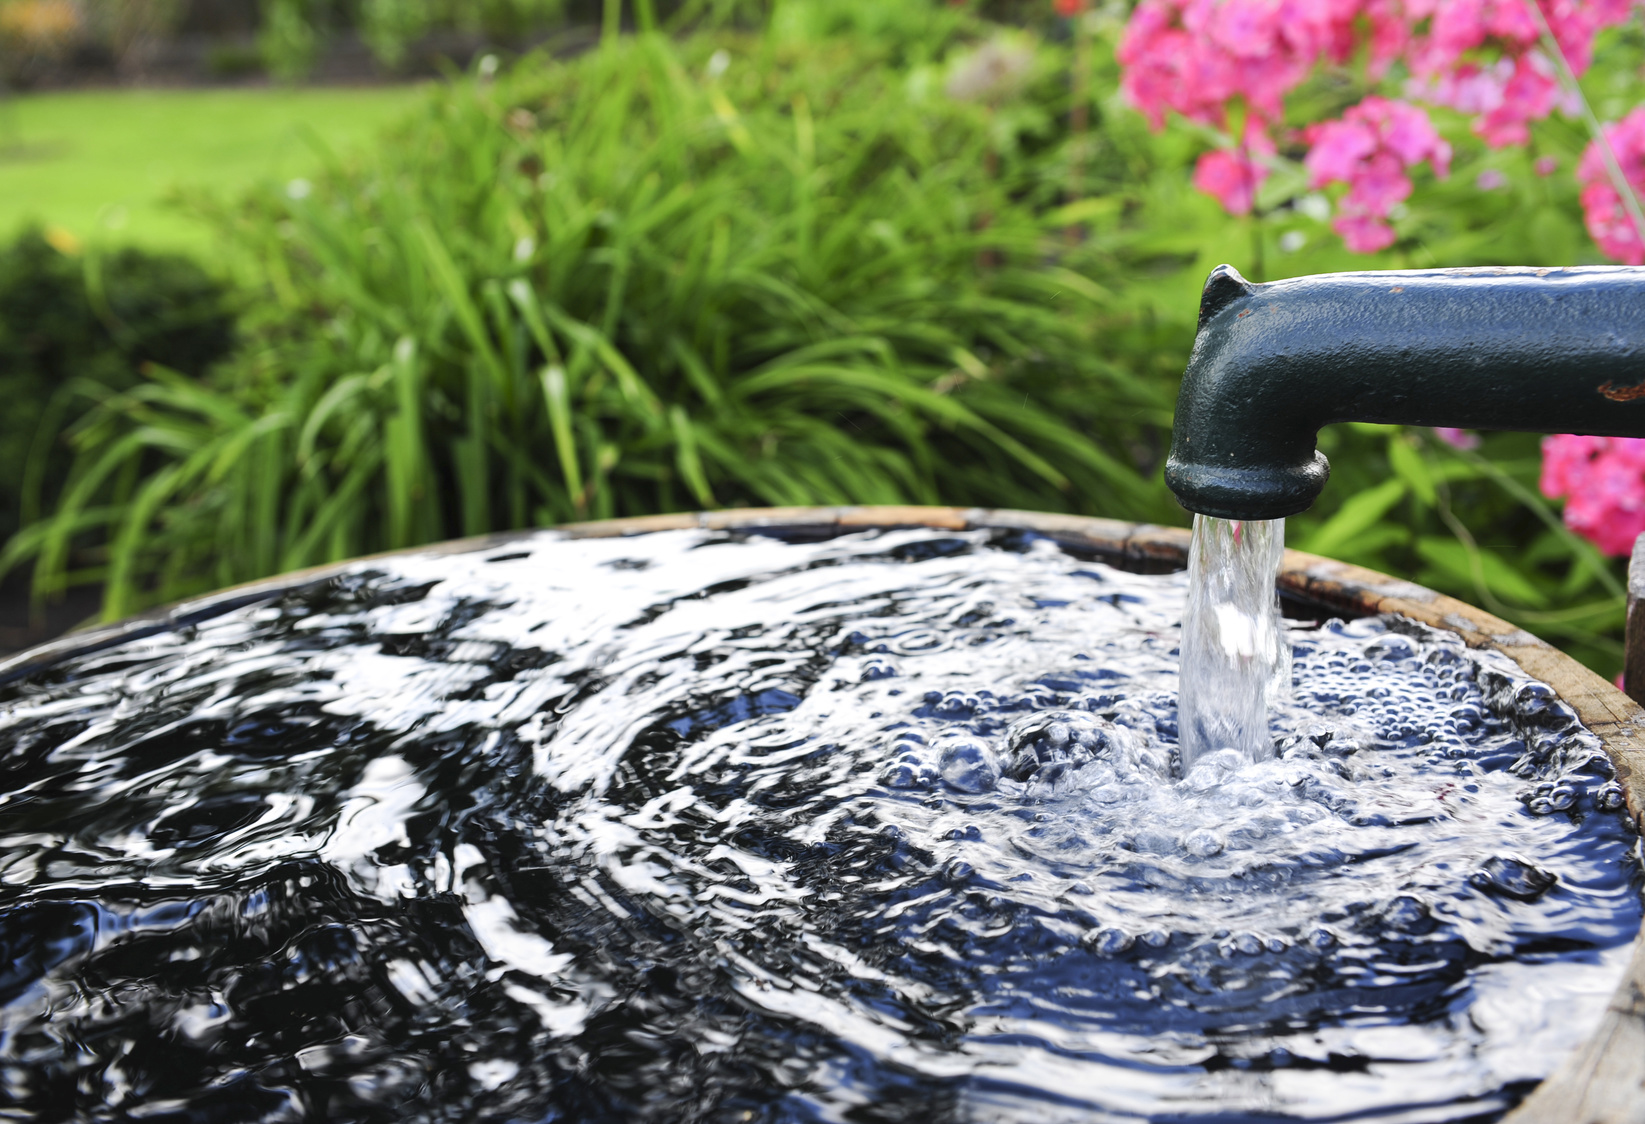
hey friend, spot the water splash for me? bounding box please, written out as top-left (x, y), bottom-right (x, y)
top-left (1179, 515), bottom-right (1289, 768)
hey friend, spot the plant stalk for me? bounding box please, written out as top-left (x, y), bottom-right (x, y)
top-left (1528, 0), bottom-right (1645, 251)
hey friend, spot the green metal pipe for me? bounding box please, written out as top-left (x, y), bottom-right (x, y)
top-left (1166, 264), bottom-right (1645, 520)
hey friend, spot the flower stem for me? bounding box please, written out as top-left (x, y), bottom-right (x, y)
top-left (1527, 0), bottom-right (1645, 250)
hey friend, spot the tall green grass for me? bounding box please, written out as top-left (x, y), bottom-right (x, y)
top-left (11, 30), bottom-right (1176, 619)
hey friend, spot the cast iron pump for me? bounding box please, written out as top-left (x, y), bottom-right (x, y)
top-left (1165, 264), bottom-right (1645, 521)
top-left (1165, 262), bottom-right (1645, 702)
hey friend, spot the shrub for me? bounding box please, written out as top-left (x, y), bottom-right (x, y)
top-left (0, 228), bottom-right (235, 542)
top-left (260, 0), bottom-right (567, 78)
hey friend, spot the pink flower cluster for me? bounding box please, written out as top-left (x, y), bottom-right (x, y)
top-left (1118, 0), bottom-right (1405, 218)
top-left (1433, 426), bottom-right (1480, 449)
top-left (1117, 0), bottom-right (1403, 132)
top-left (1118, 0), bottom-right (1635, 252)
top-left (1304, 97), bottom-right (1452, 250)
top-left (1399, 0), bottom-right (1629, 147)
top-left (1577, 107), bottom-right (1645, 263)
top-left (1540, 433), bottom-right (1645, 556)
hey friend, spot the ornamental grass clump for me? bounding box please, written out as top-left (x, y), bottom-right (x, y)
top-left (10, 31), bottom-right (1175, 620)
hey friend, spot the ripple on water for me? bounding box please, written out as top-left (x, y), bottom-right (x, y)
top-left (0, 527), bottom-right (1635, 1122)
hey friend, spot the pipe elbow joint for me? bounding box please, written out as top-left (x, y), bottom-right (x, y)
top-left (1166, 265), bottom-right (1331, 520)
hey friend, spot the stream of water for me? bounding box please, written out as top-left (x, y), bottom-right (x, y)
top-left (1180, 516), bottom-right (1290, 770)
top-left (0, 526), bottom-right (1635, 1122)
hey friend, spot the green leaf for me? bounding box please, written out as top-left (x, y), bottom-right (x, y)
top-left (1297, 478), bottom-right (1407, 558)
top-left (1387, 434), bottom-right (1436, 507)
top-left (1415, 536), bottom-right (1551, 608)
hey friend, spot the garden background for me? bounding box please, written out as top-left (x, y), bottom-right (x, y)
top-left (1, 0), bottom-right (1642, 675)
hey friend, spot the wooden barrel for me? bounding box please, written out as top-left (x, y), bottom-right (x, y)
top-left (5, 505), bottom-right (1638, 1121)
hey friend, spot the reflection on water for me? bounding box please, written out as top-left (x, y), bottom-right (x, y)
top-left (0, 527), bottom-right (1635, 1122)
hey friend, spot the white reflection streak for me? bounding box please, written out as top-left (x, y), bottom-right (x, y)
top-left (321, 756), bottom-right (424, 900)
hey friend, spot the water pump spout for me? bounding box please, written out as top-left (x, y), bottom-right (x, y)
top-left (1166, 264), bottom-right (1645, 520)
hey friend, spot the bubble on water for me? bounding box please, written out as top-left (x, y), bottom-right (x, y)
top-left (1182, 827), bottom-right (1224, 857)
top-left (937, 732), bottom-right (1000, 793)
top-left (1383, 896), bottom-right (1434, 931)
top-left (1086, 927), bottom-right (1134, 957)
top-left (1132, 828), bottom-right (1178, 854)
top-left (861, 658), bottom-right (898, 681)
top-left (882, 756), bottom-right (937, 789)
top-left (1003, 711), bottom-right (1116, 780)
top-left (1365, 635), bottom-right (1420, 662)
top-left (1181, 747), bottom-right (1249, 792)
top-left (1472, 855), bottom-right (1558, 902)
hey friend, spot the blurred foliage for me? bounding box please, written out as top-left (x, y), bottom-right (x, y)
top-left (260, 0), bottom-right (567, 79)
top-left (9, 1), bottom-right (1644, 679)
top-left (0, 227), bottom-right (235, 544)
top-left (0, 0), bottom-right (184, 85)
top-left (0, 0), bottom-right (85, 85)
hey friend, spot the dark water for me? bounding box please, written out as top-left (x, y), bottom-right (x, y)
top-left (0, 527), bottom-right (1635, 1123)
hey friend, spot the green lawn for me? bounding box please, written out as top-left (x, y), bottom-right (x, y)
top-left (0, 85), bottom-right (428, 253)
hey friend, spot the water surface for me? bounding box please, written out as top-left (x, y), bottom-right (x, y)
top-left (0, 527), bottom-right (1635, 1122)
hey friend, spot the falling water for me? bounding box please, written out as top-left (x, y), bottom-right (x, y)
top-left (1179, 514), bottom-right (1289, 769)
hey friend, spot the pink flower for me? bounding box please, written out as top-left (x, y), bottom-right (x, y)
top-left (1305, 97), bottom-right (1450, 253)
top-left (1194, 122), bottom-right (1276, 214)
top-left (1400, 0), bottom-right (1629, 155)
top-left (1541, 433), bottom-right (1645, 556)
top-left (1578, 107), bottom-right (1645, 264)
top-left (1403, 1), bottom-right (1629, 145)
top-left (1303, 115), bottom-right (1378, 183)
top-left (1433, 427), bottom-right (1481, 448)
top-left (1408, 59), bottom-right (1513, 115)
top-left (1195, 149), bottom-right (1266, 214)
top-left (1535, 154), bottom-right (1559, 175)
top-left (1117, 5), bottom-right (1205, 129)
top-left (1332, 211), bottom-right (1398, 252)
top-left (1476, 168), bottom-right (1508, 189)
top-left (1474, 53), bottom-right (1565, 148)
